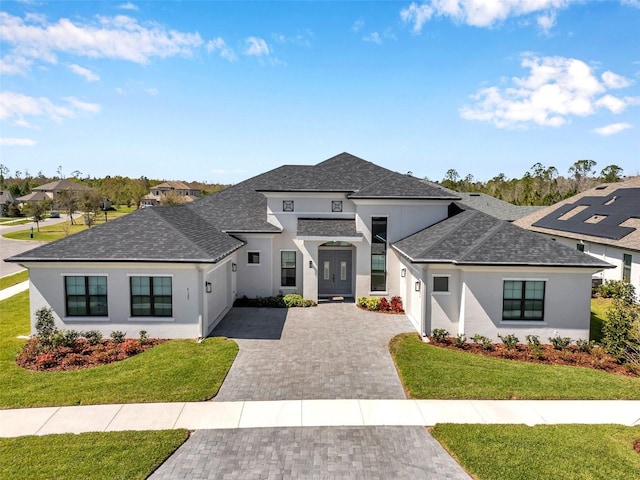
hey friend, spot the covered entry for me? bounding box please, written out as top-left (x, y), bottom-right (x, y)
top-left (318, 247), bottom-right (353, 296)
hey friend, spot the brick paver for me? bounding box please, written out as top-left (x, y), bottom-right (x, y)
top-left (149, 426), bottom-right (472, 480)
top-left (212, 302), bottom-right (413, 401)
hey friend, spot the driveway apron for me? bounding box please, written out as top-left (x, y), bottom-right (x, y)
top-left (212, 302), bottom-right (414, 401)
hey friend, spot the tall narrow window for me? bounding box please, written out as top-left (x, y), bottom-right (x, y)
top-left (65, 276), bottom-right (108, 316)
top-left (281, 251), bottom-right (296, 287)
top-left (623, 254), bottom-right (632, 282)
top-left (503, 280), bottom-right (545, 321)
top-left (130, 276), bottom-right (172, 317)
top-left (371, 217), bottom-right (387, 291)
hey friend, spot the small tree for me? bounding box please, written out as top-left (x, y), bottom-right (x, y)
top-left (55, 190), bottom-right (79, 224)
top-left (35, 307), bottom-right (58, 347)
top-left (602, 282), bottom-right (639, 361)
top-left (79, 190), bottom-right (102, 227)
top-left (23, 200), bottom-right (50, 232)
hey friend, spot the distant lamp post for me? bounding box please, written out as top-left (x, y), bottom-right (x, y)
top-left (101, 200), bottom-right (108, 222)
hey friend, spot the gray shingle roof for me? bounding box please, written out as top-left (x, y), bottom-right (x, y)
top-left (392, 204), bottom-right (612, 268)
top-left (8, 206), bottom-right (244, 263)
top-left (32, 179), bottom-right (92, 192)
top-left (297, 218), bottom-right (362, 238)
top-left (457, 193), bottom-right (544, 221)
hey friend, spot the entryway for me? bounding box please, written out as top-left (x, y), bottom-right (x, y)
top-left (318, 249), bottom-right (352, 297)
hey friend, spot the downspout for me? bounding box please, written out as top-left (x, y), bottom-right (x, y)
top-left (458, 272), bottom-right (466, 336)
top-left (197, 265), bottom-right (205, 342)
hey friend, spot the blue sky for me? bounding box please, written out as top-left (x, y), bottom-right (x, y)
top-left (1, 1), bottom-right (639, 184)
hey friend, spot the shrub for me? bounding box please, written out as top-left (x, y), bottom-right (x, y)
top-left (498, 334), bottom-right (519, 350)
top-left (597, 280), bottom-right (636, 302)
top-left (82, 330), bottom-right (103, 345)
top-left (549, 336), bottom-right (572, 350)
top-left (525, 335), bottom-right (541, 347)
top-left (530, 344), bottom-right (546, 360)
top-left (283, 294), bottom-right (303, 307)
top-left (357, 297), bottom-right (368, 308)
top-left (34, 307), bottom-right (57, 346)
top-left (453, 334), bottom-right (467, 348)
top-left (139, 330), bottom-right (149, 345)
top-left (471, 334), bottom-right (493, 350)
top-left (364, 297), bottom-right (381, 311)
top-left (34, 352), bottom-right (57, 369)
top-left (61, 353), bottom-right (85, 368)
top-left (431, 328), bottom-right (449, 343)
top-left (379, 297), bottom-right (390, 312)
top-left (110, 331), bottom-right (126, 344)
top-left (301, 299), bottom-right (317, 307)
top-left (576, 339), bottom-right (594, 353)
top-left (52, 329), bottom-right (79, 348)
top-left (602, 289), bottom-right (639, 361)
top-left (118, 339), bottom-right (141, 356)
top-left (390, 296), bottom-right (404, 313)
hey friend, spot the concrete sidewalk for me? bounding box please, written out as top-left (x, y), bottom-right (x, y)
top-left (0, 280), bottom-right (29, 301)
top-left (2, 399), bottom-right (639, 438)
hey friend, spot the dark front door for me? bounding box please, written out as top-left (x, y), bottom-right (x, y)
top-left (318, 250), bottom-right (352, 296)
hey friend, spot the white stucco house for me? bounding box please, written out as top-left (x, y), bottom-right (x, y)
top-left (7, 153), bottom-right (611, 341)
top-left (515, 176), bottom-right (639, 295)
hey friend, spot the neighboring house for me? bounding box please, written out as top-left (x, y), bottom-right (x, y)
top-left (141, 181), bottom-right (200, 207)
top-left (457, 192), bottom-right (544, 222)
top-left (16, 178), bottom-right (93, 204)
top-left (0, 190), bottom-right (16, 217)
top-left (7, 153), bottom-right (610, 341)
top-left (515, 176), bottom-right (640, 294)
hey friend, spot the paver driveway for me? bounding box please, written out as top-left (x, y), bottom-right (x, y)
top-left (212, 302), bottom-right (414, 401)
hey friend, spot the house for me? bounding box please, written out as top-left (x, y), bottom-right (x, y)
top-left (141, 181), bottom-right (200, 207)
top-left (515, 176), bottom-right (640, 294)
top-left (7, 153), bottom-right (610, 341)
top-left (16, 178), bottom-right (94, 205)
top-left (0, 189), bottom-right (16, 217)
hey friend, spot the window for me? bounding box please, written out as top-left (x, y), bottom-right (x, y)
top-left (577, 243), bottom-right (585, 252)
top-left (433, 276), bottom-right (449, 293)
top-left (281, 251), bottom-right (296, 287)
top-left (371, 217), bottom-right (387, 291)
top-left (332, 200), bottom-right (343, 212)
top-left (283, 200), bottom-right (294, 212)
top-left (623, 254), bottom-right (632, 282)
top-left (503, 280), bottom-right (545, 321)
top-left (65, 276), bottom-right (108, 316)
top-left (130, 276), bottom-right (172, 317)
top-left (247, 251), bottom-right (260, 265)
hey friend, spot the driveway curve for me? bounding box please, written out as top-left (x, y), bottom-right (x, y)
top-left (212, 302), bottom-right (414, 401)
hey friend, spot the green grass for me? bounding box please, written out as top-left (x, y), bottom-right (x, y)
top-left (0, 430), bottom-right (188, 480)
top-left (0, 218), bottom-right (31, 225)
top-left (2, 207), bottom-right (135, 241)
top-left (390, 333), bottom-right (640, 399)
top-left (0, 291), bottom-right (239, 408)
top-left (432, 424), bottom-right (640, 480)
top-left (591, 297), bottom-right (612, 343)
top-left (0, 270), bottom-right (28, 290)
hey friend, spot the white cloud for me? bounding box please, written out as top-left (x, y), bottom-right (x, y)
top-left (68, 63), bottom-right (100, 81)
top-left (0, 55), bottom-right (32, 75)
top-left (118, 2), bottom-right (138, 10)
top-left (0, 137), bottom-right (36, 146)
top-left (460, 55), bottom-right (639, 129)
top-left (206, 37), bottom-right (237, 62)
top-left (271, 30), bottom-right (313, 47)
top-left (621, 0), bottom-right (640, 8)
top-left (145, 88), bottom-right (159, 96)
top-left (592, 122), bottom-right (632, 136)
top-left (602, 70), bottom-right (632, 89)
top-left (352, 19), bottom-right (365, 32)
top-left (400, 0), bottom-right (575, 31)
top-left (0, 12), bottom-right (203, 69)
top-left (244, 37), bottom-right (269, 56)
top-left (537, 11), bottom-right (557, 34)
top-left (363, 32), bottom-right (382, 44)
top-left (0, 91), bottom-right (100, 125)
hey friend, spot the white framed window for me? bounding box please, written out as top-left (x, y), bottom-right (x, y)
top-left (281, 251), bottom-right (296, 287)
top-left (247, 251), bottom-right (261, 265)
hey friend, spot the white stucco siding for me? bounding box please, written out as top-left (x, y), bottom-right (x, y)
top-left (266, 193), bottom-right (355, 231)
top-left (272, 233), bottom-right (304, 296)
top-left (234, 235), bottom-right (275, 298)
top-left (542, 235), bottom-right (638, 293)
top-left (460, 267), bottom-right (593, 341)
top-left (425, 267), bottom-right (461, 335)
top-left (25, 262), bottom-right (206, 339)
top-left (203, 258), bottom-right (235, 335)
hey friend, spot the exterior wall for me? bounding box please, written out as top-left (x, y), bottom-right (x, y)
top-left (234, 235), bottom-right (275, 298)
top-left (543, 235), bottom-right (638, 293)
top-left (24, 261), bottom-right (215, 339)
top-left (419, 265), bottom-right (594, 341)
top-left (203, 257), bottom-right (237, 335)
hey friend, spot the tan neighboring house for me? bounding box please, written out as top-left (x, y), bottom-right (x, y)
top-left (141, 181), bottom-right (201, 207)
top-left (16, 179), bottom-right (92, 204)
top-left (515, 176), bottom-right (640, 293)
top-left (0, 190), bottom-right (16, 217)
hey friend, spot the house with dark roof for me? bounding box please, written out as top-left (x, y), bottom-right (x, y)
top-left (7, 153), bottom-right (610, 340)
top-left (515, 176), bottom-right (640, 294)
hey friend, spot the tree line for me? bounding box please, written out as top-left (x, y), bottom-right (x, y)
top-left (438, 160), bottom-right (627, 206)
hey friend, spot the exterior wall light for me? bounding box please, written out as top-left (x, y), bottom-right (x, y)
top-left (401, 268), bottom-right (406, 277)
top-left (205, 281), bottom-right (212, 293)
top-left (415, 281), bottom-right (421, 292)
top-left (309, 261), bottom-right (313, 269)
top-left (231, 263), bottom-right (237, 272)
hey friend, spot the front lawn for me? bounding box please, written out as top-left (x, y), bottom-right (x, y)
top-left (591, 297), bottom-right (612, 343)
top-left (390, 333), bottom-right (640, 399)
top-left (432, 424), bottom-right (640, 480)
top-left (0, 430), bottom-right (188, 480)
top-left (0, 270), bottom-right (28, 291)
top-left (0, 291), bottom-right (238, 408)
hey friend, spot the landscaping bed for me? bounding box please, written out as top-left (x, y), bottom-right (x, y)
top-left (428, 335), bottom-right (633, 377)
top-left (356, 295), bottom-right (404, 313)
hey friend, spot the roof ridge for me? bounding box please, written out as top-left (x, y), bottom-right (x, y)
top-left (457, 215), bottom-right (509, 261)
top-left (149, 206), bottom-right (218, 258)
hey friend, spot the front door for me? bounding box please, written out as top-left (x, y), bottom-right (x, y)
top-left (318, 250), bottom-right (352, 296)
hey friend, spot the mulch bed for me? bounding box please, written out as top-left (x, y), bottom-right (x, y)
top-left (356, 305), bottom-right (405, 314)
top-left (17, 337), bottom-right (167, 372)
top-left (429, 338), bottom-right (637, 377)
